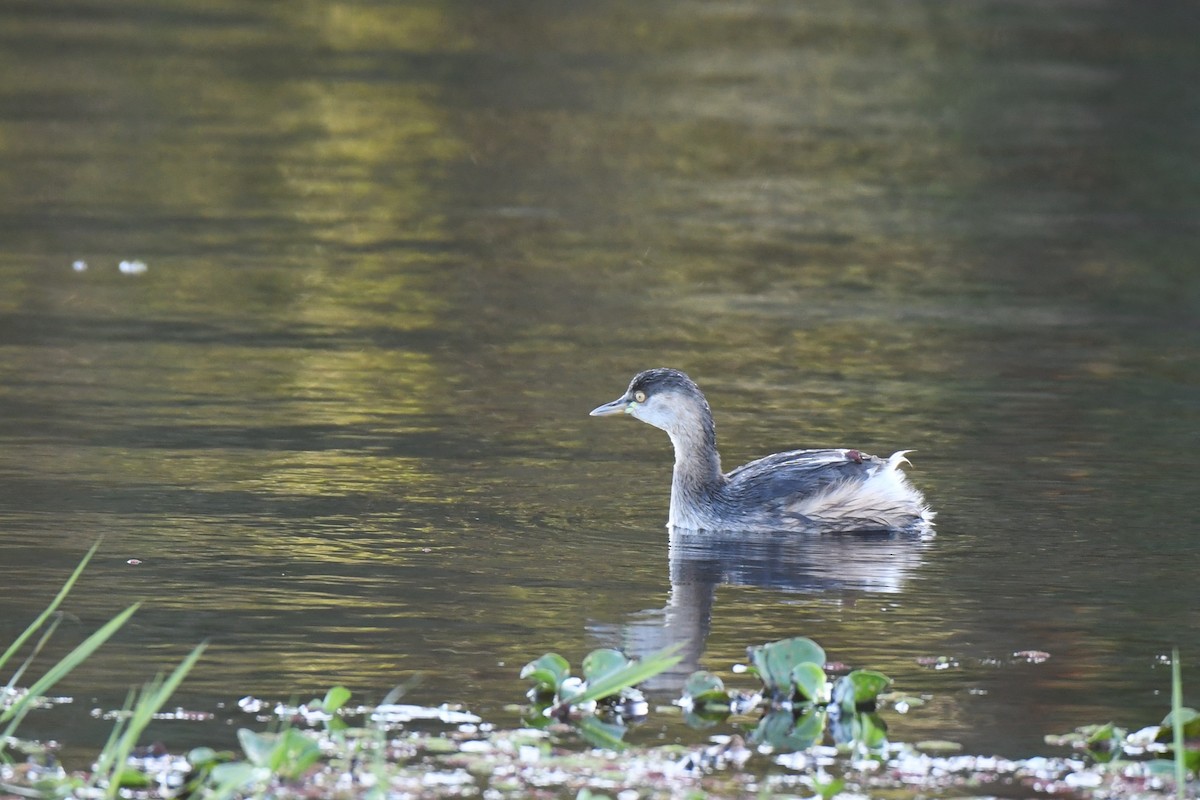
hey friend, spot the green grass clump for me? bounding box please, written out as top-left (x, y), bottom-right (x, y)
top-left (0, 542), bottom-right (141, 751)
top-left (0, 543), bottom-right (206, 799)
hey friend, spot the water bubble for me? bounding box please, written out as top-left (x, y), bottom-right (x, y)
top-left (72, 260), bottom-right (88, 272)
top-left (118, 259), bottom-right (148, 275)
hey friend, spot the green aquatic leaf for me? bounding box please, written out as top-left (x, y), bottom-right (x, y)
top-left (571, 643), bottom-right (683, 706)
top-left (832, 669), bottom-right (892, 712)
top-left (520, 653), bottom-right (570, 695)
top-left (237, 728), bottom-right (320, 780)
top-left (111, 768), bottom-right (151, 789)
top-left (791, 662), bottom-right (829, 704)
top-left (237, 729), bottom-right (275, 769)
top-left (747, 637), bottom-right (825, 696)
top-left (557, 677), bottom-right (588, 705)
top-left (209, 761), bottom-right (265, 794)
top-left (1157, 706), bottom-right (1200, 741)
top-left (682, 670), bottom-right (728, 705)
top-left (277, 728), bottom-right (322, 776)
top-left (808, 774), bottom-right (845, 800)
top-left (322, 685), bottom-right (352, 714)
top-left (1082, 722), bottom-right (1125, 763)
top-left (178, 747), bottom-right (237, 798)
top-left (186, 746), bottom-right (223, 766)
top-left (581, 648), bottom-right (630, 684)
top-left (681, 671), bottom-right (730, 725)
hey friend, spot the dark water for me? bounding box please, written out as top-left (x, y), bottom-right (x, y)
top-left (1, 0), bottom-right (1198, 766)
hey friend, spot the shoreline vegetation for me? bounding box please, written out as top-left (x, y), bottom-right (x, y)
top-left (1, 548), bottom-right (1195, 800)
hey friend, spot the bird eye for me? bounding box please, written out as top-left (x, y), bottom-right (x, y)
top-left (633, 390), bottom-right (647, 403)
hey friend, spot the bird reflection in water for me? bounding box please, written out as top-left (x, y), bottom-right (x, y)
top-left (596, 527), bottom-right (931, 691)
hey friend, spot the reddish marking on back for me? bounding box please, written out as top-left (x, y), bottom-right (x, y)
top-left (846, 449), bottom-right (863, 464)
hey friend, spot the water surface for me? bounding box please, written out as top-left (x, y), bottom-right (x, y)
top-left (0, 0), bottom-right (1197, 766)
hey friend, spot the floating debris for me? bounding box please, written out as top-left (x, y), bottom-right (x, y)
top-left (89, 706), bottom-right (213, 722)
top-left (915, 655), bottom-right (959, 670)
top-left (237, 695), bottom-right (264, 713)
top-left (1014, 650), bottom-right (1052, 664)
top-left (369, 703), bottom-right (482, 726)
top-left (118, 259), bottom-right (148, 275)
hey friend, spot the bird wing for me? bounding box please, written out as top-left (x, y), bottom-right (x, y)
top-left (724, 448), bottom-right (886, 501)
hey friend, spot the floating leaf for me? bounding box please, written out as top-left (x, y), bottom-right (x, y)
top-left (884, 693), bottom-right (925, 710)
top-left (520, 653), bottom-right (570, 696)
top-left (832, 669), bottom-right (892, 712)
top-left (682, 671), bottom-right (728, 705)
top-left (571, 643), bottom-right (683, 706)
top-left (747, 637), bottom-right (826, 696)
top-left (581, 649), bottom-right (630, 685)
top-left (237, 728), bottom-right (320, 779)
top-left (209, 761), bottom-right (264, 792)
top-left (237, 729), bottom-right (275, 769)
top-left (1156, 706), bottom-right (1200, 741)
top-left (790, 662), bottom-right (829, 704)
top-left (681, 671), bottom-right (731, 725)
top-left (557, 677), bottom-right (588, 705)
top-left (1083, 722), bottom-right (1125, 763)
top-left (178, 748), bottom-right (237, 798)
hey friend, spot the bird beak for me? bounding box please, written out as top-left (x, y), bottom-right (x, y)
top-left (589, 395), bottom-right (631, 417)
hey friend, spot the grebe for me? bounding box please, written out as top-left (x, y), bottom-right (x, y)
top-left (590, 368), bottom-right (933, 534)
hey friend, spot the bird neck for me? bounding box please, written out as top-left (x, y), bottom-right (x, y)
top-left (665, 412), bottom-right (724, 525)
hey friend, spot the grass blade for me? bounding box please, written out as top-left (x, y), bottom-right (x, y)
top-left (572, 643), bottom-right (683, 706)
top-left (1172, 647), bottom-right (1185, 800)
top-left (0, 541), bottom-right (101, 673)
top-left (91, 689), bottom-right (137, 789)
top-left (97, 642), bottom-right (208, 799)
top-left (0, 603), bottom-right (140, 736)
top-left (4, 614), bottom-right (64, 692)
